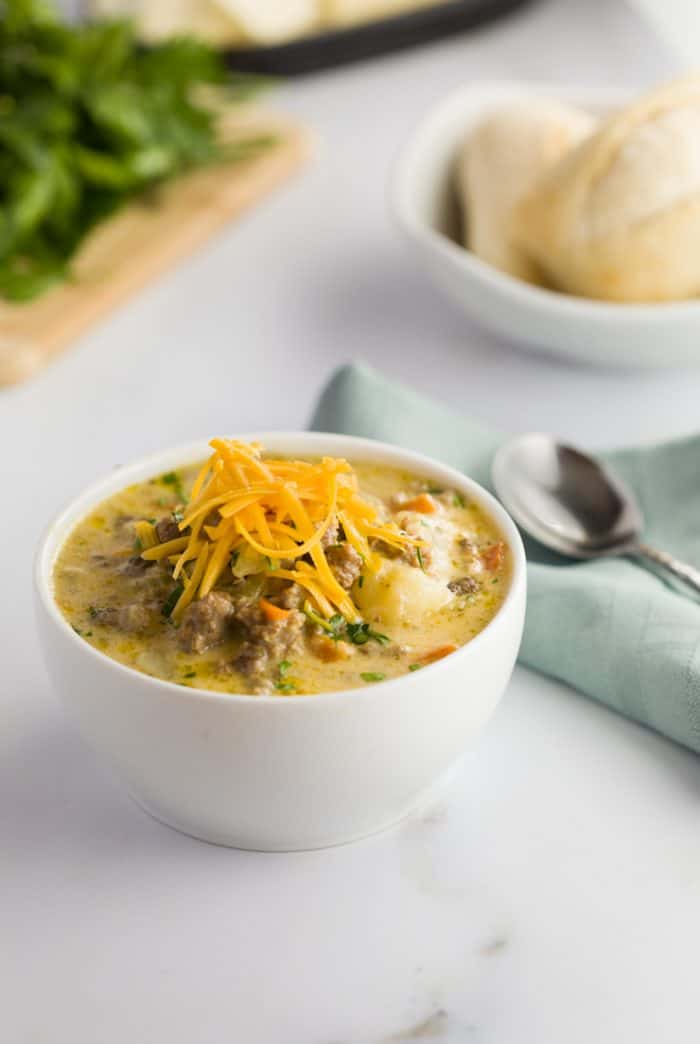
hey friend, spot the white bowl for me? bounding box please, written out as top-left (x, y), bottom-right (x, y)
top-left (392, 80), bottom-right (700, 370)
top-left (34, 433), bottom-right (526, 851)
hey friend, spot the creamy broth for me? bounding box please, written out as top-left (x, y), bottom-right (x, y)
top-left (54, 453), bottom-right (510, 696)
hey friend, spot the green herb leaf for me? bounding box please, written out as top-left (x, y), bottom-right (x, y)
top-left (162, 582), bottom-right (184, 618)
top-left (358, 574), bottom-right (365, 589)
top-left (327, 614), bottom-right (345, 640)
top-left (408, 663), bottom-right (422, 672)
top-left (183, 670), bottom-right (196, 679)
top-left (453, 492), bottom-right (465, 508)
top-left (360, 672), bottom-right (385, 683)
top-left (416, 546), bottom-right (426, 573)
top-left (346, 621), bottom-right (390, 646)
top-left (0, 6), bottom-right (268, 303)
top-left (275, 660), bottom-right (296, 693)
top-left (302, 600), bottom-right (333, 633)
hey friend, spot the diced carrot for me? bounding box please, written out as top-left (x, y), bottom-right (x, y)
top-left (259, 598), bottom-right (291, 623)
top-left (310, 633), bottom-right (355, 662)
top-left (402, 493), bottom-right (438, 514)
top-left (420, 643), bottom-right (458, 665)
top-left (481, 541), bottom-right (506, 572)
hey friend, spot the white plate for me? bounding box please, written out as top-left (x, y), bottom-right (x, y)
top-left (391, 80), bottom-right (700, 370)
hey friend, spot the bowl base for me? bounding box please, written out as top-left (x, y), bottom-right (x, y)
top-left (128, 760), bottom-right (464, 852)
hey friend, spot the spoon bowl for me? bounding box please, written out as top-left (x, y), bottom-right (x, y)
top-left (492, 433), bottom-right (643, 558)
top-left (492, 433), bottom-right (700, 596)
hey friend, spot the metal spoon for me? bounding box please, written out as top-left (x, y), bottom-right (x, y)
top-left (492, 432), bottom-right (700, 596)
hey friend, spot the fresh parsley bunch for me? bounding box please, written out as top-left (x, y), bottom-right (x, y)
top-left (0, 0), bottom-right (261, 302)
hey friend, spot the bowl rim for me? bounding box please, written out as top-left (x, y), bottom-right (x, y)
top-left (35, 431), bottom-right (526, 708)
top-left (391, 78), bottom-right (700, 322)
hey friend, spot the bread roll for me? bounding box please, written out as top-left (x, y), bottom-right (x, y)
top-left (515, 77), bottom-right (700, 302)
top-left (456, 101), bottom-right (595, 283)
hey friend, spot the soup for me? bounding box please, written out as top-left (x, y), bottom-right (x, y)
top-left (53, 440), bottom-right (510, 695)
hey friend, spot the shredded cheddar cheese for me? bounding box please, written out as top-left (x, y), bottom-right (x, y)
top-left (143, 440), bottom-right (424, 623)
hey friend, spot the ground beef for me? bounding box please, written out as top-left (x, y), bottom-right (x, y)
top-left (389, 491), bottom-right (410, 511)
top-left (326, 543), bottom-right (363, 589)
top-left (448, 576), bottom-right (480, 597)
top-left (274, 581), bottom-right (304, 610)
top-left (121, 555), bottom-right (154, 577)
top-left (234, 643), bottom-right (270, 688)
top-left (320, 516), bottom-right (340, 549)
top-left (178, 592), bottom-right (237, 654)
top-left (392, 512), bottom-right (434, 570)
top-left (155, 516), bottom-right (181, 544)
top-left (457, 536), bottom-right (478, 557)
top-left (90, 552), bottom-right (155, 577)
top-left (234, 602), bottom-right (305, 687)
top-left (91, 605), bottom-right (153, 633)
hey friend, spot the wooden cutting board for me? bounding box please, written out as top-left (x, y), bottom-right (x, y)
top-left (0, 109), bottom-right (311, 388)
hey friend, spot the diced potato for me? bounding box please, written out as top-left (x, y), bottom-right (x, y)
top-left (355, 560), bottom-right (451, 628)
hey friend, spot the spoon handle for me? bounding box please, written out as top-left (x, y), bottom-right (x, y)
top-left (634, 542), bottom-right (700, 596)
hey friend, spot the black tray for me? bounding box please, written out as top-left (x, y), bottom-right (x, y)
top-left (225, 0), bottom-right (534, 76)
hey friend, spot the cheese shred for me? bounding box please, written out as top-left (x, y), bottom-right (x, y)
top-left (142, 440), bottom-right (424, 623)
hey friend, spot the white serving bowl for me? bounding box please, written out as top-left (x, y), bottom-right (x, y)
top-left (392, 80), bottom-right (700, 369)
top-left (34, 432), bottom-right (526, 851)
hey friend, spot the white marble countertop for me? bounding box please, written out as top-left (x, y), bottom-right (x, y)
top-left (4, 2), bottom-right (700, 1041)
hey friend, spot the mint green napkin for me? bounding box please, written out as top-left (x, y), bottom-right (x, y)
top-left (311, 364), bottom-right (700, 754)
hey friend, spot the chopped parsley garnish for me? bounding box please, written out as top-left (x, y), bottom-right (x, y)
top-left (88, 606), bottom-right (98, 619)
top-left (416, 546), bottom-right (426, 573)
top-left (264, 556), bottom-right (279, 571)
top-left (172, 510), bottom-right (184, 523)
top-left (133, 537), bottom-right (142, 552)
top-left (183, 670), bottom-right (197, 679)
top-left (230, 549), bottom-right (240, 567)
top-left (358, 574), bottom-right (365, 588)
top-left (303, 601), bottom-right (331, 632)
top-left (275, 660), bottom-right (296, 693)
top-left (360, 672), bottom-right (385, 683)
top-left (162, 582), bottom-right (184, 617)
top-left (427, 485), bottom-right (443, 495)
top-left (0, 6), bottom-right (269, 304)
top-left (346, 621), bottom-right (390, 646)
top-left (327, 614), bottom-right (345, 640)
top-left (160, 471), bottom-right (186, 502)
top-left (408, 663), bottom-right (423, 672)
top-left (453, 492), bottom-right (465, 508)
top-left (302, 603), bottom-right (389, 647)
